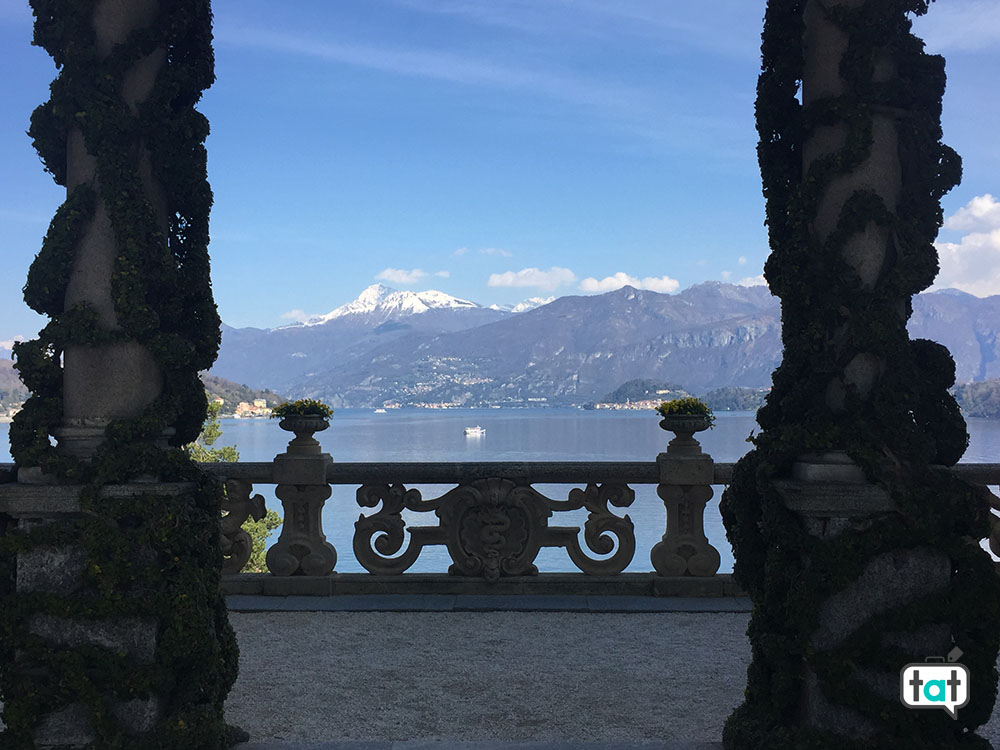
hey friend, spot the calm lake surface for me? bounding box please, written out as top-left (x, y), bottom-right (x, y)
top-left (4, 410), bottom-right (1000, 574)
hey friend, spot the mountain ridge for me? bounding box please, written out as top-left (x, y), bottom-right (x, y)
top-left (9, 282), bottom-right (1000, 411)
top-left (211, 282), bottom-right (1000, 408)
top-left (210, 282), bottom-right (787, 406)
top-left (279, 284), bottom-right (483, 328)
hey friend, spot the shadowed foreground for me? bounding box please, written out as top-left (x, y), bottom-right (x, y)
top-left (4, 606), bottom-right (998, 747)
top-left (226, 611), bottom-right (746, 744)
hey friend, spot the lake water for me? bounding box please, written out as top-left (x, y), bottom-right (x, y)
top-left (3, 410), bottom-right (1000, 574)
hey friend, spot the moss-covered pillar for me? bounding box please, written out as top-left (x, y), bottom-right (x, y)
top-left (54, 0), bottom-right (167, 459)
top-left (720, 0), bottom-right (1000, 747)
top-left (0, 1), bottom-right (242, 747)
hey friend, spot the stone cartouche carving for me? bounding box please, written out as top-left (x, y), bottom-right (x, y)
top-left (440, 478), bottom-right (547, 581)
top-left (354, 479), bottom-right (635, 581)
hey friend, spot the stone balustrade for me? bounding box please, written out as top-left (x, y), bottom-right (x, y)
top-left (9, 428), bottom-right (997, 589)
top-left (199, 458), bottom-right (736, 581)
top-left (4, 430), bottom-right (998, 586)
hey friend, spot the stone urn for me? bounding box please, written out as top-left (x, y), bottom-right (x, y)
top-left (277, 415), bottom-right (329, 456)
top-left (658, 414), bottom-right (711, 456)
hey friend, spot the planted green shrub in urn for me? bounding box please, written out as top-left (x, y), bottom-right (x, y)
top-left (271, 398), bottom-right (334, 456)
top-left (656, 397), bottom-right (714, 455)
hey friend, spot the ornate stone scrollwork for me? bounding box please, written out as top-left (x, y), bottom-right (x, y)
top-left (352, 478), bottom-right (635, 581)
top-left (220, 478), bottom-right (266, 574)
top-left (354, 483), bottom-right (444, 574)
top-left (556, 483), bottom-right (636, 575)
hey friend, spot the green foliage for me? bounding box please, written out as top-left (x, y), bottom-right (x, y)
top-left (655, 397), bottom-right (715, 427)
top-left (719, 1), bottom-right (999, 747)
top-left (953, 380), bottom-right (1000, 419)
top-left (184, 402), bottom-right (282, 573)
top-left (0, 1), bottom-right (242, 746)
top-left (271, 398), bottom-right (334, 419)
top-left (185, 401), bottom-right (239, 463)
top-left (241, 511), bottom-right (282, 574)
top-left (701, 387), bottom-right (770, 412)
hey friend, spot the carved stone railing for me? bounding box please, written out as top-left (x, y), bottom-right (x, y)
top-left (3, 446), bottom-right (999, 584)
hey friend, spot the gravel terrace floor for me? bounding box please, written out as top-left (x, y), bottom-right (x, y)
top-left (223, 609), bottom-right (1000, 747)
top-left (3, 605), bottom-right (1000, 747)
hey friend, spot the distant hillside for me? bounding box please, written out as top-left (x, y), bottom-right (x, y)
top-left (199, 373), bottom-right (286, 414)
top-left (0, 360), bottom-right (28, 407)
top-left (600, 379), bottom-right (689, 403)
top-left (597, 381), bottom-right (769, 412)
top-left (273, 282), bottom-right (783, 407)
top-left (10, 282), bottom-right (1000, 412)
top-left (953, 380), bottom-right (1000, 419)
top-left (701, 386), bottom-right (770, 412)
top-left (1, 364), bottom-right (283, 416)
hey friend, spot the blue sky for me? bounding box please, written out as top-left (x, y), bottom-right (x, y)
top-left (1, 0), bottom-right (998, 343)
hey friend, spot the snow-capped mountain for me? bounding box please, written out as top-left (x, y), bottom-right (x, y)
top-left (209, 281), bottom-right (1000, 409)
top-left (288, 284), bottom-right (480, 327)
top-left (489, 297), bottom-right (555, 314)
top-left (212, 285), bottom-right (509, 392)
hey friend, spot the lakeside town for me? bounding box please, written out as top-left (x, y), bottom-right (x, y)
top-left (6, 371), bottom-right (1000, 421)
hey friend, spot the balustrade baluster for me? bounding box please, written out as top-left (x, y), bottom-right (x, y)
top-left (651, 417), bottom-right (721, 576)
top-left (265, 416), bottom-right (337, 576)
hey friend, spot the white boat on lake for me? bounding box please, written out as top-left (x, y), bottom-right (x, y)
top-left (464, 425), bottom-right (485, 436)
top-left (373, 408), bottom-right (387, 414)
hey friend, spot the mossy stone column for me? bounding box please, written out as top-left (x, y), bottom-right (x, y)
top-left (55, 0), bottom-right (166, 458)
top-left (0, 1), bottom-right (241, 747)
top-left (721, 0), bottom-right (1000, 747)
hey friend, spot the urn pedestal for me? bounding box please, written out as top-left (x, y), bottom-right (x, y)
top-left (265, 416), bottom-right (337, 576)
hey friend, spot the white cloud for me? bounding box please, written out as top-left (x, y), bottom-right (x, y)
top-left (376, 267), bottom-right (428, 285)
top-left (452, 247), bottom-right (468, 257)
top-left (578, 272), bottom-right (679, 293)
top-left (480, 247), bottom-right (513, 257)
top-left (944, 194), bottom-right (1000, 233)
top-left (934, 232), bottom-right (1000, 297)
top-left (487, 267), bottom-right (577, 291)
top-left (738, 256), bottom-right (748, 265)
top-left (931, 195), bottom-right (1000, 297)
top-left (434, 270), bottom-right (451, 278)
top-left (0, 336), bottom-right (24, 351)
top-left (737, 275), bottom-right (768, 288)
top-left (720, 270), bottom-right (732, 281)
top-left (280, 310), bottom-right (314, 323)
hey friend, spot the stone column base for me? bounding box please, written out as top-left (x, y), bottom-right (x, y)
top-left (0, 479), bottom-right (203, 747)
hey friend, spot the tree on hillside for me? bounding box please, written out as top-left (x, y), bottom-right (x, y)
top-left (953, 380), bottom-right (1000, 418)
top-left (185, 401), bottom-right (281, 572)
top-left (701, 386), bottom-right (770, 412)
